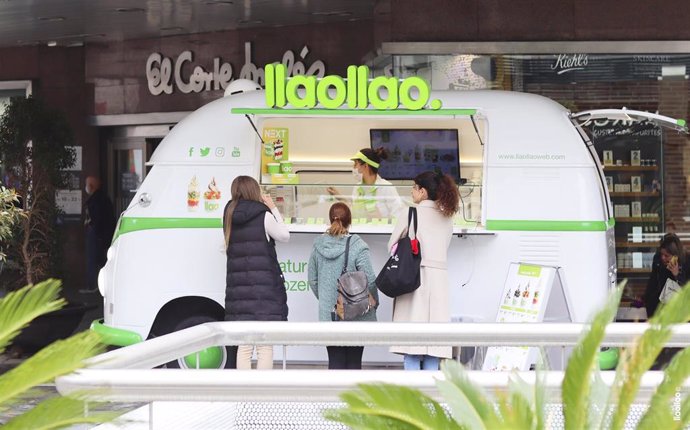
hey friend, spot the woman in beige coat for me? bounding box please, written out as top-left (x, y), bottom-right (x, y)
top-left (388, 171), bottom-right (460, 370)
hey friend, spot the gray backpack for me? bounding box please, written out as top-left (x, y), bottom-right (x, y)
top-left (334, 236), bottom-right (370, 321)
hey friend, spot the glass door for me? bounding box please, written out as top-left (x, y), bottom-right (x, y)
top-left (108, 138), bottom-right (145, 216)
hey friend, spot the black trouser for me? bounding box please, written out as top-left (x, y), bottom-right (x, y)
top-left (326, 346), bottom-right (364, 369)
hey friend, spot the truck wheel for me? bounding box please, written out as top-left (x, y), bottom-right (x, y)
top-left (165, 316), bottom-right (234, 369)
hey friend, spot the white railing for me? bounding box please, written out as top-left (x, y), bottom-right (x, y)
top-left (56, 322), bottom-right (690, 404)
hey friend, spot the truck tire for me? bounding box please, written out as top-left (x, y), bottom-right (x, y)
top-left (165, 315), bottom-right (236, 369)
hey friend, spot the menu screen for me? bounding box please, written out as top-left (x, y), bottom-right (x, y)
top-left (369, 129), bottom-right (460, 182)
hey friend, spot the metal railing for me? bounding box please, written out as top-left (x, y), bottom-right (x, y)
top-left (55, 321), bottom-right (690, 404)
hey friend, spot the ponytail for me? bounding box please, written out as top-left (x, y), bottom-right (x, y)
top-left (326, 202), bottom-right (352, 236)
top-left (327, 218), bottom-right (349, 236)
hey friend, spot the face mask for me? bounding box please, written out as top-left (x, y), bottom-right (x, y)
top-left (352, 168), bottom-right (363, 182)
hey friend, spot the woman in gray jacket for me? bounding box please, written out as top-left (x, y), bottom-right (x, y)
top-left (308, 202), bottom-right (379, 369)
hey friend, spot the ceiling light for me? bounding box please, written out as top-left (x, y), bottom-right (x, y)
top-left (47, 41), bottom-right (57, 47)
top-left (160, 26), bottom-right (184, 32)
top-left (205, 1), bottom-right (233, 5)
top-left (113, 7), bottom-right (145, 13)
top-left (238, 19), bottom-right (263, 25)
top-left (38, 16), bottom-right (66, 22)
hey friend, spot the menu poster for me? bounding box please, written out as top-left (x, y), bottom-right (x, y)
top-left (482, 263), bottom-right (570, 372)
top-left (261, 127), bottom-right (289, 173)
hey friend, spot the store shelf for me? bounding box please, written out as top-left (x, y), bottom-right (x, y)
top-left (618, 268), bottom-right (652, 274)
top-left (603, 165), bottom-right (658, 172)
top-left (616, 241), bottom-right (660, 248)
top-left (609, 192), bottom-right (660, 197)
top-left (615, 217), bottom-right (660, 223)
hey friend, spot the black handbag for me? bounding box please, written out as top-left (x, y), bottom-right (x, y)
top-left (376, 207), bottom-right (421, 298)
top-left (334, 235), bottom-right (371, 321)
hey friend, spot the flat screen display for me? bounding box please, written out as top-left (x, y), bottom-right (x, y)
top-left (369, 129), bottom-right (460, 182)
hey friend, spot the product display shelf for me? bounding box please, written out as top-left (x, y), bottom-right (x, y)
top-left (617, 268), bottom-right (652, 274)
top-left (609, 191), bottom-right (659, 198)
top-left (603, 165), bottom-right (659, 172)
top-left (592, 121), bottom-right (664, 307)
top-left (615, 217), bottom-right (660, 223)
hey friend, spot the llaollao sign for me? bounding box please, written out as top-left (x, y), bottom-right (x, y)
top-left (265, 64), bottom-right (442, 111)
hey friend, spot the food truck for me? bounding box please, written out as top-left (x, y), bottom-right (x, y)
top-left (93, 67), bottom-right (687, 368)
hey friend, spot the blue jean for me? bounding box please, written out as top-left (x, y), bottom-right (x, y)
top-left (403, 354), bottom-right (441, 370)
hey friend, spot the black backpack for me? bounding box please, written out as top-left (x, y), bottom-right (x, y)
top-left (334, 236), bottom-right (371, 320)
top-left (376, 207), bottom-right (422, 298)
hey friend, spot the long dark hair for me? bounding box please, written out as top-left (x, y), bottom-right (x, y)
top-left (659, 233), bottom-right (685, 259)
top-left (223, 175), bottom-right (263, 247)
top-left (357, 147), bottom-right (388, 175)
top-left (414, 171), bottom-right (459, 218)
top-left (326, 202), bottom-right (352, 236)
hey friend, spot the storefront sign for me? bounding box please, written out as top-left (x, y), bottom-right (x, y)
top-left (550, 54), bottom-right (589, 75)
top-left (265, 64), bottom-right (443, 110)
top-left (146, 42), bottom-right (326, 96)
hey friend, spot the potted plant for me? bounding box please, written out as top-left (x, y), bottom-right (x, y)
top-left (0, 96), bottom-right (75, 288)
top-left (327, 282), bottom-right (690, 429)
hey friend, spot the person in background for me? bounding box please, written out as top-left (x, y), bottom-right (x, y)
top-left (388, 171), bottom-right (459, 370)
top-left (327, 148), bottom-right (403, 220)
top-left (81, 176), bottom-right (116, 294)
top-left (223, 175), bottom-right (289, 370)
top-left (643, 233), bottom-right (689, 318)
top-left (643, 232), bottom-right (690, 369)
top-left (308, 202), bottom-right (378, 369)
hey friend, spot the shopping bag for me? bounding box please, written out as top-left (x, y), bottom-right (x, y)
top-left (659, 278), bottom-right (682, 304)
top-left (375, 207), bottom-right (421, 298)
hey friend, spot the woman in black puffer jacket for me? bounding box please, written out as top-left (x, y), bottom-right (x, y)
top-left (223, 176), bottom-right (289, 369)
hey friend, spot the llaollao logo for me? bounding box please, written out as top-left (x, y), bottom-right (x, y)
top-left (265, 64), bottom-right (442, 111)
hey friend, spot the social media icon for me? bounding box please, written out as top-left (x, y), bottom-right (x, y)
top-left (215, 147), bottom-right (225, 157)
top-left (200, 147), bottom-right (211, 157)
top-left (188, 147), bottom-right (194, 157)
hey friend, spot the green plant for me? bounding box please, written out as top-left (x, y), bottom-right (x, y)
top-left (0, 186), bottom-right (23, 262)
top-left (0, 96), bottom-right (75, 287)
top-left (0, 279), bottom-right (117, 429)
top-left (327, 282), bottom-right (690, 429)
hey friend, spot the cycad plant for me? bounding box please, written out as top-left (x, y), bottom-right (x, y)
top-left (0, 279), bottom-right (117, 429)
top-left (327, 282), bottom-right (690, 429)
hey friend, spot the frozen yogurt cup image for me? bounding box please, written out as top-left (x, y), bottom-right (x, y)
top-left (203, 177), bottom-right (221, 212)
top-left (267, 163), bottom-right (280, 174)
top-left (280, 160), bottom-right (292, 173)
top-left (273, 139), bottom-right (284, 160)
top-left (187, 175), bottom-right (200, 211)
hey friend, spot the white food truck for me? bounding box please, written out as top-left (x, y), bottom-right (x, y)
top-left (92, 69), bottom-right (686, 368)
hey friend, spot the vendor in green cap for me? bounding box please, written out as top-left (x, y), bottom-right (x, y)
top-left (327, 147), bottom-right (403, 219)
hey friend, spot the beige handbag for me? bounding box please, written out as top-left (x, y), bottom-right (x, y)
top-left (659, 278), bottom-right (682, 304)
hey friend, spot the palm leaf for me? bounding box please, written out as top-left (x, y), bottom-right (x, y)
top-left (437, 360), bottom-right (500, 429)
top-left (507, 370), bottom-right (544, 430)
top-left (562, 284), bottom-right (623, 430)
top-left (609, 283), bottom-right (690, 430)
top-left (0, 330), bottom-right (104, 408)
top-left (325, 383), bottom-right (462, 430)
top-left (587, 365), bottom-right (612, 429)
top-left (636, 346), bottom-right (690, 429)
top-left (502, 391), bottom-right (538, 429)
top-left (0, 279), bottom-right (64, 354)
top-left (1, 395), bottom-right (120, 430)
